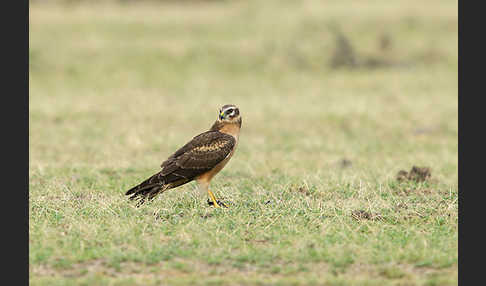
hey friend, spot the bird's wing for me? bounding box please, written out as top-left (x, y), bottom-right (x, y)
top-left (125, 131), bottom-right (235, 197)
top-left (160, 131), bottom-right (236, 180)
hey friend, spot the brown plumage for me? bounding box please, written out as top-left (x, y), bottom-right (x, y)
top-left (126, 104), bottom-right (242, 207)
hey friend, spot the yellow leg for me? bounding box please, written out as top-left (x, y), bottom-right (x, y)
top-left (208, 189), bottom-right (228, 208)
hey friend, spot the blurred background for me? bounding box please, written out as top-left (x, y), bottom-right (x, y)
top-left (29, 0), bottom-right (458, 184)
top-left (29, 1), bottom-right (458, 284)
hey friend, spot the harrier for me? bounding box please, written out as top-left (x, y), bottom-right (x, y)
top-left (125, 104), bottom-right (241, 208)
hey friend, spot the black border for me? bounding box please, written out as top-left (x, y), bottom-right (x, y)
top-left (3, 0), bottom-right (29, 284)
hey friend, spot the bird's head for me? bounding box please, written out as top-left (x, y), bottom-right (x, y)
top-left (218, 104), bottom-right (241, 124)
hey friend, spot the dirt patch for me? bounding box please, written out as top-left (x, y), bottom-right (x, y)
top-left (290, 184), bottom-right (325, 199)
top-left (285, 185), bottom-right (313, 197)
top-left (329, 29), bottom-right (358, 69)
top-left (337, 158), bottom-right (352, 169)
top-left (393, 166), bottom-right (441, 196)
top-left (395, 188), bottom-right (436, 196)
top-left (31, 259), bottom-right (108, 278)
top-left (31, 258), bottom-right (454, 284)
top-left (351, 210), bottom-right (383, 221)
top-left (396, 166), bottom-right (431, 183)
top-left (328, 27), bottom-right (407, 70)
top-left (297, 186), bottom-right (313, 196)
top-left (200, 213), bottom-right (213, 219)
top-left (244, 237), bottom-right (269, 244)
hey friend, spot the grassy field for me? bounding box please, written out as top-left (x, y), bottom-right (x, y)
top-left (29, 0), bottom-right (458, 285)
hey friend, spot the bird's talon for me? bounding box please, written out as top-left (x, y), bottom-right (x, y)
top-left (207, 199), bottom-right (229, 208)
top-left (217, 200), bottom-right (229, 208)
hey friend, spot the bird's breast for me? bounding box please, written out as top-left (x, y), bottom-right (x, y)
top-left (196, 151), bottom-right (234, 184)
top-left (196, 127), bottom-right (240, 184)
top-left (218, 124), bottom-right (240, 143)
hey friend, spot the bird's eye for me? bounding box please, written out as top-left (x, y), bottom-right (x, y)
top-left (226, 108), bottom-right (234, 114)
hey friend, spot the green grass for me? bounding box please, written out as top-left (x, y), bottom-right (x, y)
top-left (29, 0), bottom-right (457, 285)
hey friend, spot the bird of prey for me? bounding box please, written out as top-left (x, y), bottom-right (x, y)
top-left (125, 104), bottom-right (242, 208)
